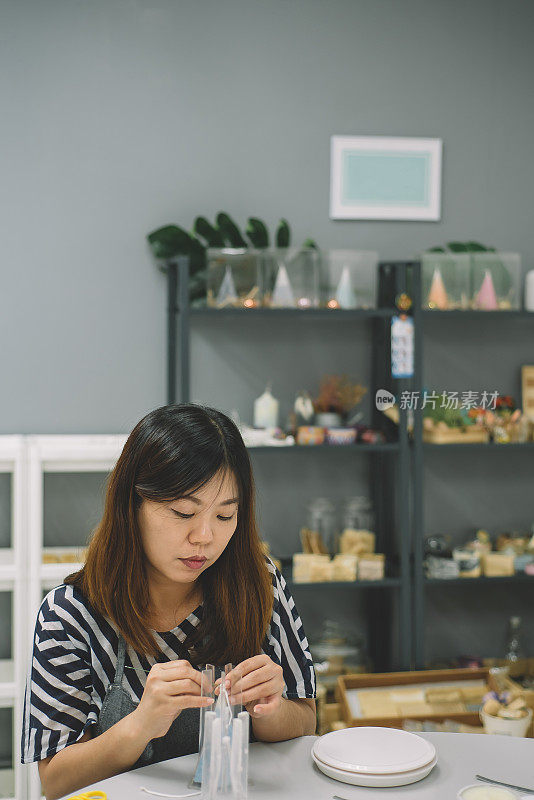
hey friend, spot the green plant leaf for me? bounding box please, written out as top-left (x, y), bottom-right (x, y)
top-left (193, 217), bottom-right (225, 247)
top-left (216, 212), bottom-right (248, 248)
top-left (246, 217), bottom-right (270, 249)
top-left (447, 242), bottom-right (469, 253)
top-left (276, 219), bottom-right (291, 248)
top-left (147, 225), bottom-right (193, 259)
top-left (466, 241), bottom-right (490, 252)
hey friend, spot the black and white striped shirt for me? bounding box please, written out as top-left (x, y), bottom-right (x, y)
top-left (22, 559), bottom-right (316, 764)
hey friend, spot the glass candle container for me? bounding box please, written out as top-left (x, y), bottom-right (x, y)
top-left (263, 248), bottom-right (321, 308)
top-left (322, 250), bottom-right (378, 309)
top-left (421, 253), bottom-right (471, 310)
top-left (207, 248), bottom-right (263, 309)
top-left (471, 252), bottom-right (521, 310)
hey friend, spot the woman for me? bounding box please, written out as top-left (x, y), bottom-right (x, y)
top-left (22, 404), bottom-right (316, 800)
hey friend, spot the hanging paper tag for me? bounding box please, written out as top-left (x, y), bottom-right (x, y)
top-left (391, 315), bottom-right (414, 378)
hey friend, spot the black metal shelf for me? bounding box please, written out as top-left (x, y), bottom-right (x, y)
top-left (287, 577), bottom-right (402, 590)
top-left (411, 262), bottom-right (534, 668)
top-left (422, 442), bottom-right (534, 452)
top-left (422, 310), bottom-right (534, 319)
top-left (163, 257), bottom-right (413, 672)
top-left (190, 307), bottom-right (397, 319)
top-left (247, 442), bottom-right (399, 453)
top-left (425, 574), bottom-right (534, 586)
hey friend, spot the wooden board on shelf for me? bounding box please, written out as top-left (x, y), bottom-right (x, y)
top-left (423, 426), bottom-right (489, 444)
top-left (336, 668), bottom-right (489, 729)
top-left (522, 365), bottom-right (534, 422)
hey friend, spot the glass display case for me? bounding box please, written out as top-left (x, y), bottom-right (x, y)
top-left (421, 253), bottom-right (471, 310)
top-left (471, 252), bottom-right (522, 310)
top-left (322, 250), bottom-right (379, 309)
top-left (207, 248), bottom-right (263, 308)
top-left (263, 248), bottom-right (321, 308)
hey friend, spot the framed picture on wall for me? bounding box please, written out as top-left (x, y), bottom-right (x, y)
top-left (330, 135), bottom-right (442, 221)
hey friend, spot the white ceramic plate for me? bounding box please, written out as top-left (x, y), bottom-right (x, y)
top-left (312, 751), bottom-right (438, 788)
top-left (312, 727), bottom-right (436, 774)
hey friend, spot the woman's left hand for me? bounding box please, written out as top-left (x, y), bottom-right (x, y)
top-left (216, 655), bottom-right (285, 718)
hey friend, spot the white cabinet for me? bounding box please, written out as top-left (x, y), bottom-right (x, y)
top-left (0, 435), bottom-right (126, 800)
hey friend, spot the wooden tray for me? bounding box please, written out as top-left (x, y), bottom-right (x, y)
top-left (423, 426), bottom-right (489, 444)
top-left (336, 668), bottom-right (489, 729)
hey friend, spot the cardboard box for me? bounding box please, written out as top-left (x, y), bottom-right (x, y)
top-left (358, 553), bottom-right (385, 580)
top-left (482, 552), bottom-right (515, 577)
top-left (331, 554), bottom-right (358, 581)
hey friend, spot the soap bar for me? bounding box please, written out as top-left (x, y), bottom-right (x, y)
top-left (459, 785), bottom-right (518, 800)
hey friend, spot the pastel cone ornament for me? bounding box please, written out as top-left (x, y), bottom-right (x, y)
top-left (475, 269), bottom-right (498, 310)
top-left (335, 265), bottom-right (356, 308)
top-left (216, 265), bottom-right (238, 305)
top-left (427, 267), bottom-right (449, 309)
top-left (272, 263), bottom-right (295, 306)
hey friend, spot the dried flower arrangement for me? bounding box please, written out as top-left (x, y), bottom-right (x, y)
top-left (313, 375), bottom-right (367, 416)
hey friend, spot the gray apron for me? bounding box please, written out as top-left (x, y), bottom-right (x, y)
top-left (94, 635), bottom-right (201, 767)
top-left (95, 634), bottom-right (256, 769)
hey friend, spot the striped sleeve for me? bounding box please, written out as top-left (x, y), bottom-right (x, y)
top-left (21, 587), bottom-right (97, 763)
top-left (263, 559), bottom-right (316, 700)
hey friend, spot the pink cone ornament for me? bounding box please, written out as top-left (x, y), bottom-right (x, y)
top-left (475, 269), bottom-right (498, 310)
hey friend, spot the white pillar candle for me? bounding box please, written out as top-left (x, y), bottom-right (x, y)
top-left (253, 386), bottom-right (279, 428)
top-left (525, 269), bottom-right (534, 311)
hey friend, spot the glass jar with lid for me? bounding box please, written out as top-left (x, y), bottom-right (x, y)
top-left (309, 620), bottom-right (366, 692)
top-left (343, 496), bottom-right (375, 531)
top-left (307, 498), bottom-right (338, 555)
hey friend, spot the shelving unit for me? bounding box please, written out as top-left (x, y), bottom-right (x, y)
top-left (411, 262), bottom-right (534, 668)
top-left (0, 436), bottom-right (28, 800)
top-left (161, 257), bottom-right (413, 672)
top-left (25, 435), bottom-right (126, 800)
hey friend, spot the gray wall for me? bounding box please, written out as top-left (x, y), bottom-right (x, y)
top-left (2, 0), bottom-right (534, 433)
top-left (1, 0), bottom-right (534, 759)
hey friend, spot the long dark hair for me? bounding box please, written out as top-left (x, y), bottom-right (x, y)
top-left (66, 404), bottom-right (273, 664)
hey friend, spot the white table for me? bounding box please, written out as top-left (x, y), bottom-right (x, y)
top-left (60, 732), bottom-right (534, 799)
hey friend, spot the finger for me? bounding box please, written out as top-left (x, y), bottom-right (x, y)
top-left (174, 695), bottom-right (215, 709)
top-left (161, 677), bottom-right (205, 697)
top-left (155, 664), bottom-right (203, 686)
top-left (227, 664), bottom-right (273, 695)
top-left (159, 659), bottom-right (197, 671)
top-left (251, 695), bottom-right (279, 714)
top-left (233, 678), bottom-right (283, 706)
top-left (227, 655), bottom-right (268, 681)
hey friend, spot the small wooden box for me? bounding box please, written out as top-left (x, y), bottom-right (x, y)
top-left (522, 365), bottom-right (534, 423)
top-left (423, 425), bottom-right (489, 444)
top-left (358, 553), bottom-right (385, 580)
top-left (482, 552), bottom-right (515, 577)
top-left (503, 675), bottom-right (534, 738)
top-left (336, 668), bottom-right (489, 729)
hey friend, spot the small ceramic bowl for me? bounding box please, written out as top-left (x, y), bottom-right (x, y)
top-left (480, 706), bottom-right (533, 737)
top-left (325, 427), bottom-right (357, 445)
top-left (296, 426), bottom-right (325, 446)
top-left (457, 784), bottom-right (520, 800)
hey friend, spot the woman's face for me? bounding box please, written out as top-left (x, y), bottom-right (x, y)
top-left (138, 469), bottom-right (239, 586)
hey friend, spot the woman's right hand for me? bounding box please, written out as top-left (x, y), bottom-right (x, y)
top-left (131, 659), bottom-right (214, 740)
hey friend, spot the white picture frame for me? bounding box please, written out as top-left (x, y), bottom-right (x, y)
top-left (330, 135), bottom-right (442, 221)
